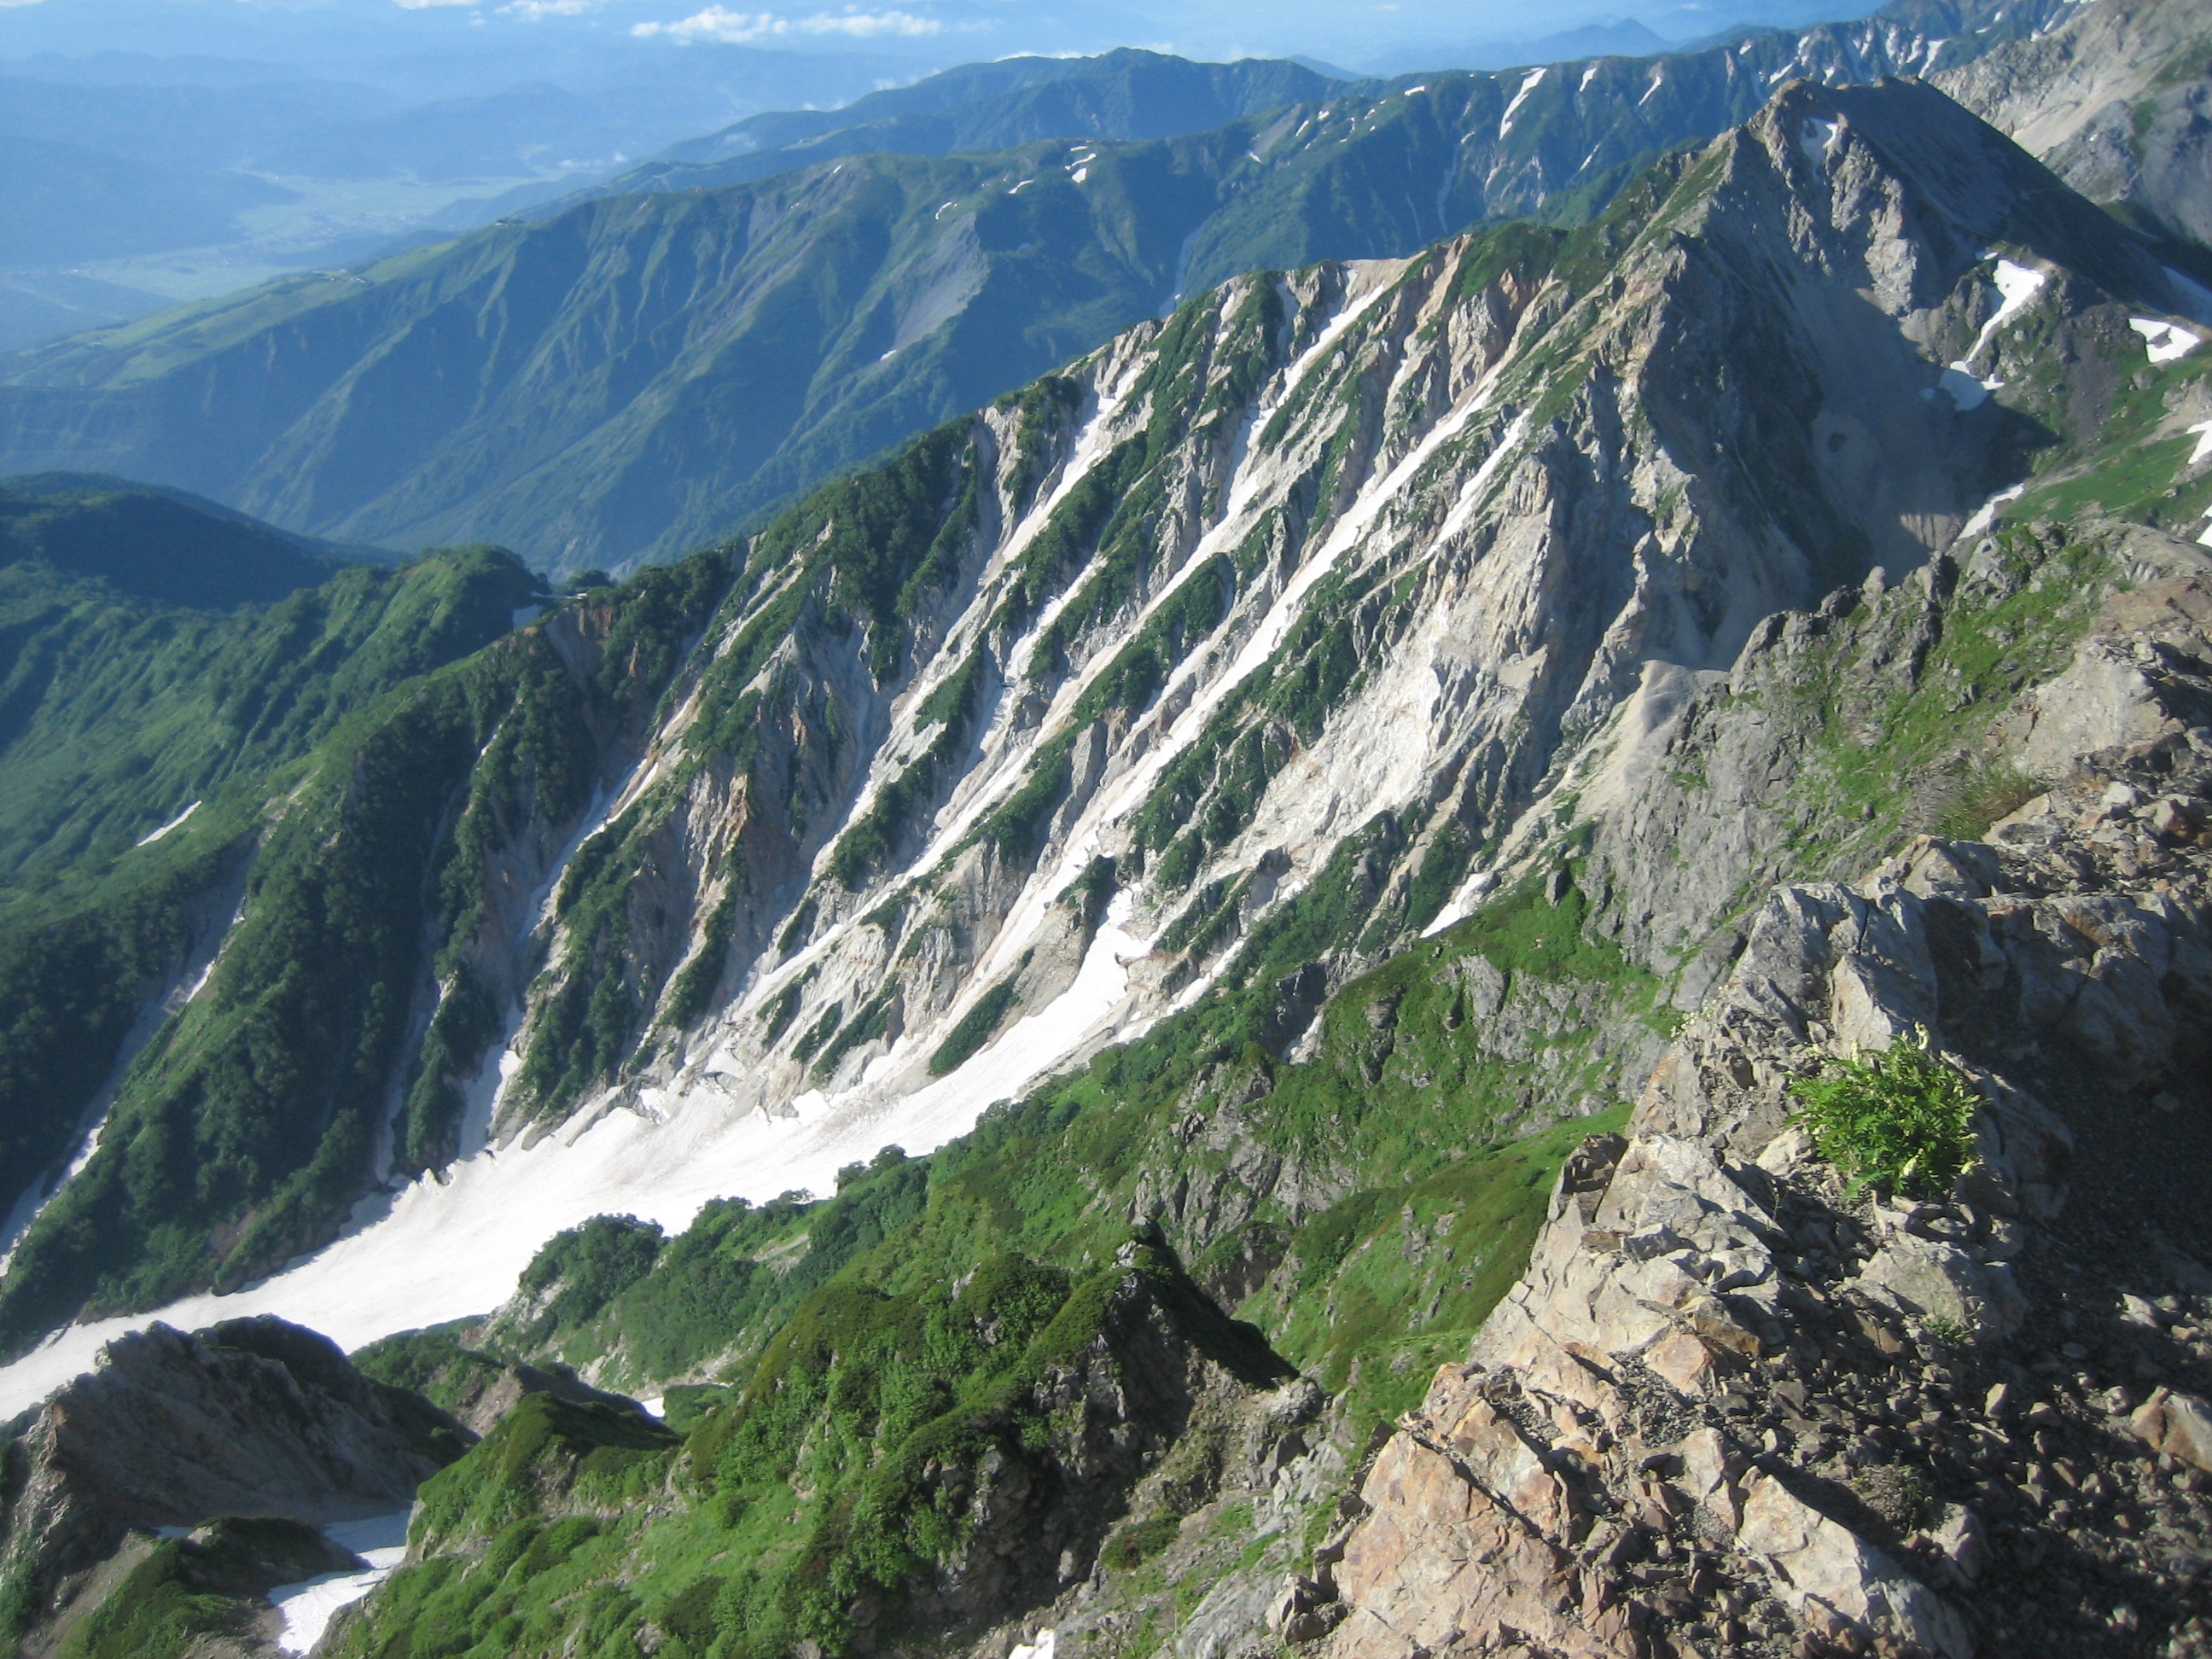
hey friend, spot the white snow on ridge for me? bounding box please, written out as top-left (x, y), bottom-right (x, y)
top-left (0, 894), bottom-right (1150, 1422)
top-left (1959, 482), bottom-right (2024, 538)
top-left (271, 1511), bottom-right (410, 1655)
top-left (1936, 364), bottom-right (2000, 411)
top-left (136, 800), bottom-right (200, 847)
top-left (2131, 317), bottom-right (2202, 364)
top-left (1499, 67), bottom-right (1545, 139)
top-left (1959, 259), bottom-right (2045, 364)
top-left (2187, 420), bottom-right (2212, 468)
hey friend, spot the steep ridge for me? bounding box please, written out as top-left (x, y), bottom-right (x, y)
top-left (0, 552), bottom-right (710, 1360)
top-left (1322, 570), bottom-right (2212, 1659)
top-left (0, 0), bottom-right (2078, 573)
top-left (1938, 0), bottom-right (2212, 247)
top-left (2, 72), bottom-right (2206, 1417)
top-left (0, 470), bottom-right (368, 611)
top-left (0, 1313), bottom-right (469, 1655)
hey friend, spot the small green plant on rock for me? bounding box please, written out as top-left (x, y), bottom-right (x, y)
top-left (1103, 1517), bottom-right (1183, 1571)
top-left (1788, 1030), bottom-right (1980, 1199)
top-left (1930, 757), bottom-right (2039, 841)
top-left (1918, 1313), bottom-right (1971, 1349)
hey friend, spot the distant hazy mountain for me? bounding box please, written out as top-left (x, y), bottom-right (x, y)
top-left (0, 132), bottom-right (294, 266)
top-left (0, 0), bottom-right (2091, 573)
top-left (0, 40), bottom-right (939, 351)
top-left (1355, 17), bottom-right (1674, 75)
top-left (424, 48), bottom-right (1349, 236)
top-left (646, 49), bottom-right (1345, 178)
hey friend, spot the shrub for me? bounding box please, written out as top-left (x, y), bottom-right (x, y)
top-left (1101, 1516), bottom-right (1182, 1570)
top-left (1930, 757), bottom-right (2039, 841)
top-left (1852, 1462), bottom-right (1933, 1532)
top-left (1789, 1030), bottom-right (1981, 1199)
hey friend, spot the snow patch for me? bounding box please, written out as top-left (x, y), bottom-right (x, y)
top-left (1959, 482), bottom-right (2024, 538)
top-left (1936, 364), bottom-right (2000, 411)
top-left (0, 888), bottom-right (1154, 1422)
top-left (1579, 61), bottom-right (1602, 91)
top-left (1798, 117), bottom-right (1839, 171)
top-left (135, 800), bottom-right (200, 847)
top-left (640, 1394), bottom-right (666, 1417)
top-left (2188, 420), bottom-right (2212, 468)
top-left (1422, 870), bottom-right (1495, 938)
top-left (1010, 1631), bottom-right (1057, 1659)
top-left (1499, 67), bottom-right (1545, 138)
top-left (1960, 259), bottom-right (2045, 364)
top-left (271, 1511), bottom-right (410, 1655)
top-left (1435, 410), bottom-right (1534, 547)
top-left (2131, 317), bottom-right (2202, 364)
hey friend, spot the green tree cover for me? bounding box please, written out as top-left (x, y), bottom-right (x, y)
top-left (0, 542), bottom-right (548, 1323)
top-left (335, 1237), bottom-right (1289, 1659)
top-left (46, 1519), bottom-right (351, 1659)
top-left (0, 542), bottom-right (542, 880)
top-left (0, 550), bottom-right (736, 1358)
top-left (0, 473), bottom-right (358, 611)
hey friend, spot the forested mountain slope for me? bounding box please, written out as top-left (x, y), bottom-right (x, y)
top-left (3, 33), bottom-right (2212, 1659)
top-left (632, 49), bottom-right (1345, 187)
top-left (0, 0), bottom-right (2081, 573)
top-left (0, 62), bottom-right (2204, 1387)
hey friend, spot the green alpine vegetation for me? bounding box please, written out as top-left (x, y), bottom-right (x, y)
top-left (0, 537), bottom-right (736, 1357)
top-left (1790, 1032), bottom-right (1985, 1197)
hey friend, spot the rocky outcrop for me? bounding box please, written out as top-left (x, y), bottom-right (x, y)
top-left (0, 1315), bottom-right (469, 1637)
top-left (1316, 580), bottom-right (2212, 1656)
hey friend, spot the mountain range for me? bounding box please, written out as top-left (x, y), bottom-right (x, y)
top-left (0, 0), bottom-right (2098, 575)
top-left (0, 1), bottom-right (2210, 1656)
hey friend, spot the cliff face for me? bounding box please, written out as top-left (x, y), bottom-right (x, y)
top-left (1318, 573), bottom-right (2212, 1658)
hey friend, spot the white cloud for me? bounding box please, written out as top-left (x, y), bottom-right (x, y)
top-left (393, 0), bottom-right (482, 9)
top-left (632, 6), bottom-right (945, 43)
top-left (503, 0), bottom-right (597, 15)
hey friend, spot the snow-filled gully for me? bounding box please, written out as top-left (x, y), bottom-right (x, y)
top-left (0, 255), bottom-right (1534, 1421)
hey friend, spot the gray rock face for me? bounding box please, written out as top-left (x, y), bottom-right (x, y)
top-left (1939, 0), bottom-right (2212, 244)
top-left (1318, 550), bottom-right (2212, 1656)
top-left (0, 1315), bottom-right (469, 1634)
top-left (496, 74), bottom-right (2198, 1179)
